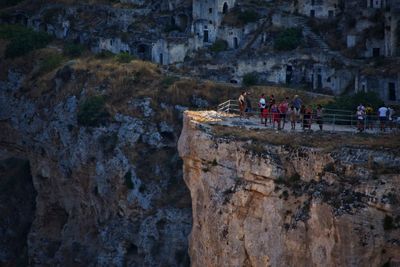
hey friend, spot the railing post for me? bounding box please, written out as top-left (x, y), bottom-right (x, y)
top-left (333, 114), bottom-right (336, 132)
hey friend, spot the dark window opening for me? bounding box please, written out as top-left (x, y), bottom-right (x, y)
top-left (209, 8), bottom-right (212, 14)
top-left (317, 74), bottom-right (322, 89)
top-left (328, 10), bottom-right (334, 17)
top-left (310, 10), bottom-right (315, 17)
top-left (159, 53), bottom-right (164, 65)
top-left (203, 30), bottom-right (209, 42)
top-left (223, 2), bottom-right (229, 14)
top-left (373, 47), bottom-right (380, 57)
top-left (389, 82), bottom-right (396, 101)
top-left (234, 37), bottom-right (238, 49)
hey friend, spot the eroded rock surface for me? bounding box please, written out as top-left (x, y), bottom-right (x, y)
top-left (178, 111), bottom-right (400, 267)
top-left (0, 70), bottom-right (191, 267)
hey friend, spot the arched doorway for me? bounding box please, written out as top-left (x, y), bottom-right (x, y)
top-left (223, 2), bottom-right (228, 14)
top-left (137, 44), bottom-right (151, 60)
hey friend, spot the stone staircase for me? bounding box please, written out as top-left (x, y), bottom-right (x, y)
top-left (293, 16), bottom-right (362, 66)
top-left (242, 18), bottom-right (269, 51)
top-left (293, 16), bottom-right (330, 51)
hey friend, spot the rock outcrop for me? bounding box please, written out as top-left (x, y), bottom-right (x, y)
top-left (178, 111), bottom-right (400, 267)
top-left (0, 68), bottom-right (192, 267)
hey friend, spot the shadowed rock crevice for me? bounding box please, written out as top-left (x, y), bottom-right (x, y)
top-left (0, 157), bottom-right (37, 267)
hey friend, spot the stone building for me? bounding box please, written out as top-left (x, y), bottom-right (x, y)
top-left (356, 67), bottom-right (400, 104)
top-left (192, 0), bottom-right (236, 47)
top-left (293, 0), bottom-right (340, 18)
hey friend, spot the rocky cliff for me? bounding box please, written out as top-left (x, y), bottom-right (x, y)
top-left (178, 111), bottom-right (400, 267)
top-left (0, 60), bottom-right (193, 266)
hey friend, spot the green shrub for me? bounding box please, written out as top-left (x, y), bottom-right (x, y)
top-left (164, 24), bottom-right (181, 33)
top-left (98, 132), bottom-right (118, 154)
top-left (274, 28), bottom-right (302, 51)
top-left (0, 25), bottom-right (52, 58)
top-left (124, 171), bottom-right (134, 189)
top-left (0, 0), bottom-right (23, 8)
top-left (96, 50), bottom-right (115, 59)
top-left (63, 43), bottom-right (85, 57)
top-left (238, 10), bottom-right (259, 24)
top-left (38, 53), bottom-right (63, 75)
top-left (77, 96), bottom-right (109, 127)
top-left (115, 52), bottom-right (135, 63)
top-left (161, 76), bottom-right (179, 88)
top-left (0, 25), bottom-right (28, 39)
top-left (210, 39), bottom-right (228, 52)
top-left (325, 91), bottom-right (384, 111)
top-left (242, 73), bottom-right (259, 87)
top-left (383, 215), bottom-right (394, 230)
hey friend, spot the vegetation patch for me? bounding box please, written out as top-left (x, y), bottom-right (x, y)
top-left (274, 28), bottom-right (302, 51)
top-left (161, 76), bottom-right (180, 88)
top-left (37, 53), bottom-right (63, 75)
top-left (325, 91), bottom-right (384, 111)
top-left (63, 43), bottom-right (85, 58)
top-left (77, 95), bottom-right (110, 127)
top-left (124, 171), bottom-right (134, 189)
top-left (0, 25), bottom-right (52, 58)
top-left (115, 52), bottom-right (136, 63)
top-left (210, 39), bottom-right (228, 53)
top-left (383, 215), bottom-right (394, 230)
top-left (242, 73), bottom-right (259, 87)
top-left (95, 50), bottom-right (115, 59)
top-left (0, 0), bottom-right (24, 8)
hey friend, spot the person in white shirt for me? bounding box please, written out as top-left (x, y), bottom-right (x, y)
top-left (258, 94), bottom-right (266, 124)
top-left (378, 105), bottom-right (388, 132)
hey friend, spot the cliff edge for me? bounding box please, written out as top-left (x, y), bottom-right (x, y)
top-left (178, 111), bottom-right (400, 267)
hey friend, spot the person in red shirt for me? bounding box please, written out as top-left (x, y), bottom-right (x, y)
top-left (271, 103), bottom-right (280, 130)
top-left (262, 107), bottom-right (269, 126)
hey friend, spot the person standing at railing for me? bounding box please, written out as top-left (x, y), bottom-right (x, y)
top-left (259, 94), bottom-right (267, 124)
top-left (292, 95), bottom-right (302, 122)
top-left (388, 106), bottom-right (395, 130)
top-left (303, 105), bottom-right (312, 130)
top-left (365, 105), bottom-right (374, 130)
top-left (278, 97), bottom-right (289, 130)
top-left (315, 105), bottom-right (323, 131)
top-left (245, 92), bottom-right (252, 118)
top-left (238, 92), bottom-right (246, 118)
top-left (378, 105), bottom-right (389, 132)
top-left (356, 106), bottom-right (366, 132)
top-left (268, 95), bottom-right (275, 123)
top-left (271, 102), bottom-right (280, 130)
top-left (288, 105), bottom-right (296, 130)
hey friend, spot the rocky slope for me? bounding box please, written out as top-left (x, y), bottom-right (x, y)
top-left (0, 60), bottom-right (193, 266)
top-left (178, 111), bottom-right (400, 267)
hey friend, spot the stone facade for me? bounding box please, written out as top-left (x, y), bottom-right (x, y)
top-left (294, 0), bottom-right (340, 18)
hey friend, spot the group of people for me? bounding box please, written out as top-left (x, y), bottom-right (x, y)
top-left (238, 92), bottom-right (323, 131)
top-left (356, 104), bottom-right (396, 132)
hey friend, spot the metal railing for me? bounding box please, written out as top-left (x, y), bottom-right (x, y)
top-left (217, 100), bottom-right (399, 133)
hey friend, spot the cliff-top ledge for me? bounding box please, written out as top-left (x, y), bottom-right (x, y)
top-left (178, 110), bottom-right (400, 267)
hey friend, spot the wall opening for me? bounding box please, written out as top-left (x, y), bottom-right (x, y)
top-left (137, 44), bottom-right (151, 61)
top-left (388, 82), bottom-right (396, 101)
top-left (159, 53), bottom-right (164, 65)
top-left (373, 47), bottom-right (380, 57)
top-left (203, 30), bottom-right (209, 42)
top-left (234, 37), bottom-right (238, 49)
top-left (223, 2), bottom-right (229, 14)
top-left (317, 74), bottom-right (322, 89)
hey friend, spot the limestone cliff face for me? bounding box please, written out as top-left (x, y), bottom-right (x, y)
top-left (0, 70), bottom-right (191, 266)
top-left (178, 111), bottom-right (400, 267)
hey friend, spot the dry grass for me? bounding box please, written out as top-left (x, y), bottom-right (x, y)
top-left (211, 124), bottom-right (400, 151)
